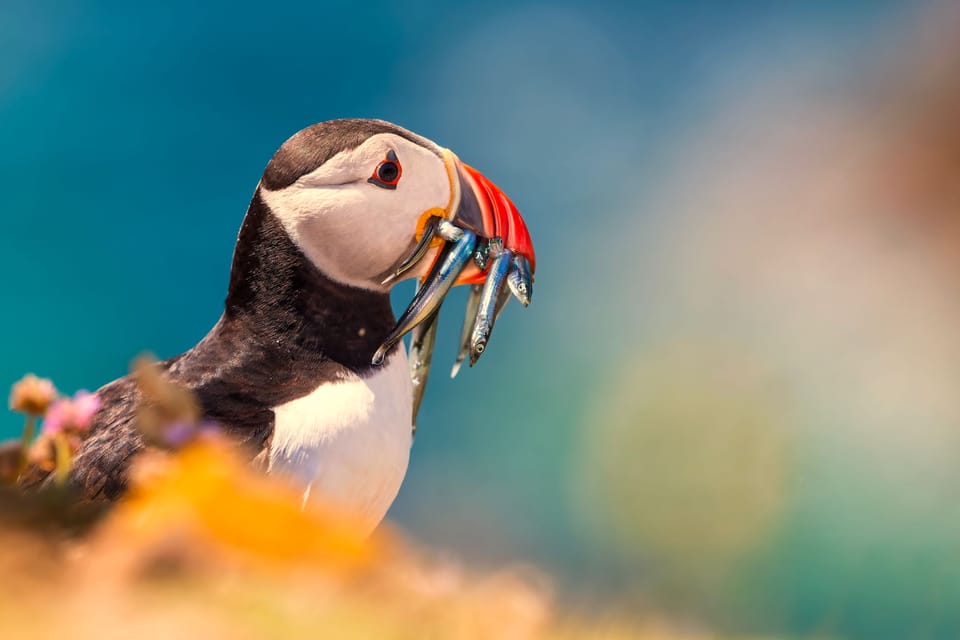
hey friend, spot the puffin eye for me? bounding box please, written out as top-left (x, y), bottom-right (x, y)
top-left (368, 150), bottom-right (402, 190)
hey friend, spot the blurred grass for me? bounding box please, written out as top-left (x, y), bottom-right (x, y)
top-left (0, 441), bottom-right (771, 639)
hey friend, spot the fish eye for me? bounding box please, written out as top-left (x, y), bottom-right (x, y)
top-left (369, 150), bottom-right (402, 189)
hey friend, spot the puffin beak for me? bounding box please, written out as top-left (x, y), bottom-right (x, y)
top-left (373, 153), bottom-right (536, 375)
top-left (447, 158), bottom-right (536, 287)
top-left (380, 153), bottom-right (536, 288)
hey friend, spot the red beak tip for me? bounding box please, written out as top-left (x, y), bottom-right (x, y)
top-left (460, 163), bottom-right (536, 271)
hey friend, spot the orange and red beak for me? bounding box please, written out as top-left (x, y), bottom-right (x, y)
top-left (448, 158), bottom-right (536, 285)
top-left (373, 152), bottom-right (535, 371)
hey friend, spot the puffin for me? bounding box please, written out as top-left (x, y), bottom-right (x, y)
top-left (30, 119), bottom-right (535, 536)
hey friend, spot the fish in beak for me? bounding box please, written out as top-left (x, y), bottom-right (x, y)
top-left (372, 151), bottom-right (536, 421)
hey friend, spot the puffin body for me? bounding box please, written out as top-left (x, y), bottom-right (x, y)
top-left (45, 119), bottom-right (535, 535)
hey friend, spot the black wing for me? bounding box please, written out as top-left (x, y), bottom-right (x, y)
top-left (41, 314), bottom-right (348, 501)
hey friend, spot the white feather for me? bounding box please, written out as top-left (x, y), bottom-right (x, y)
top-left (267, 350), bottom-right (413, 537)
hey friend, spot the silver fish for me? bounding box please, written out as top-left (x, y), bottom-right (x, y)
top-left (436, 219), bottom-right (465, 242)
top-left (506, 254), bottom-right (533, 306)
top-left (372, 228), bottom-right (477, 365)
top-left (469, 239), bottom-right (511, 366)
top-left (450, 284), bottom-right (483, 379)
top-left (409, 306), bottom-right (440, 427)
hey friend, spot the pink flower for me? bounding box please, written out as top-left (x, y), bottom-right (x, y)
top-left (162, 419), bottom-right (222, 449)
top-left (42, 391), bottom-right (101, 435)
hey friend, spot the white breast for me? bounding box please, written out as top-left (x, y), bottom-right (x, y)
top-left (267, 349), bottom-right (413, 537)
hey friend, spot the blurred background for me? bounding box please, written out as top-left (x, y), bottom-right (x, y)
top-left (4, 1), bottom-right (960, 637)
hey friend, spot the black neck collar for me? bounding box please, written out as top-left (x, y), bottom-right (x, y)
top-left (222, 189), bottom-right (396, 372)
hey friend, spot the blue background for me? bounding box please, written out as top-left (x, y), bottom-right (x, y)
top-left (7, 2), bottom-right (960, 638)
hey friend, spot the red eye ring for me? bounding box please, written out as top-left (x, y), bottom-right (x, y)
top-left (369, 150), bottom-right (402, 190)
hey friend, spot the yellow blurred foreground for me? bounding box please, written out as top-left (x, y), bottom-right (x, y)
top-left (0, 441), bottom-right (737, 640)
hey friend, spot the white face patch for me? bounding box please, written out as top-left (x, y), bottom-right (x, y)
top-left (260, 133), bottom-right (450, 291)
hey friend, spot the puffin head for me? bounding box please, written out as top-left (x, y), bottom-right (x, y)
top-left (257, 119), bottom-right (534, 293)
top-left (245, 118), bottom-right (534, 386)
